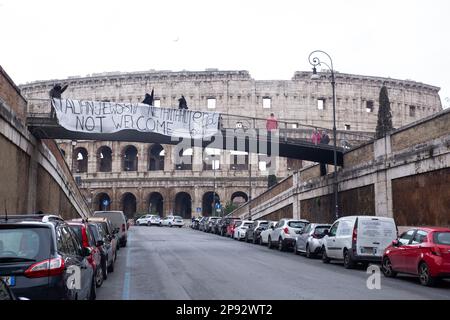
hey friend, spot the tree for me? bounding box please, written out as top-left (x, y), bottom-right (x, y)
top-left (375, 85), bottom-right (393, 139)
top-left (224, 201), bottom-right (238, 215)
top-left (268, 174), bottom-right (278, 189)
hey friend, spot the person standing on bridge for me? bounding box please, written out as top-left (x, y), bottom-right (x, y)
top-left (178, 95), bottom-right (188, 110)
top-left (320, 130), bottom-right (330, 145)
top-left (266, 113), bottom-right (278, 131)
top-left (311, 128), bottom-right (321, 145)
top-left (49, 83), bottom-right (68, 119)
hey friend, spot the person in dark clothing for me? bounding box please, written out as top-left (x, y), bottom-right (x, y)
top-left (49, 83), bottom-right (68, 118)
top-left (320, 130), bottom-right (330, 145)
top-left (142, 88), bottom-right (154, 106)
top-left (178, 95), bottom-right (188, 109)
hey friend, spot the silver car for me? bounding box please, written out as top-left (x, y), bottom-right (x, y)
top-left (294, 223), bottom-right (331, 258)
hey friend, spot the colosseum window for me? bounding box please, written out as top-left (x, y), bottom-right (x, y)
top-left (317, 98), bottom-right (325, 110)
top-left (97, 146), bottom-right (112, 172)
top-left (175, 148), bottom-right (193, 171)
top-left (207, 98), bottom-right (216, 109)
top-left (203, 148), bottom-right (221, 170)
top-left (366, 101), bottom-right (374, 113)
top-left (73, 147), bottom-right (88, 173)
top-left (154, 99), bottom-right (161, 107)
top-left (262, 97), bottom-right (271, 109)
top-left (148, 144), bottom-right (165, 171)
top-left (409, 105), bottom-right (416, 117)
top-left (230, 151), bottom-right (248, 170)
top-left (123, 145), bottom-right (138, 171)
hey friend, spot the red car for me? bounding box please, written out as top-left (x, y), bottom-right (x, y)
top-left (226, 220), bottom-right (242, 238)
top-left (382, 227), bottom-right (450, 286)
top-left (68, 221), bottom-right (104, 288)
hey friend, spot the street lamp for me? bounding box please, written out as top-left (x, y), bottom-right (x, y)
top-left (308, 50), bottom-right (339, 219)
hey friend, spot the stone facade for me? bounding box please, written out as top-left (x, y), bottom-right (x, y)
top-left (19, 69), bottom-right (442, 219)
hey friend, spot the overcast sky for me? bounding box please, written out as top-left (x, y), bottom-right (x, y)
top-left (1, 0), bottom-right (449, 108)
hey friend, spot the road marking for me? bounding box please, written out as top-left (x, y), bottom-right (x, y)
top-left (122, 230), bottom-right (132, 300)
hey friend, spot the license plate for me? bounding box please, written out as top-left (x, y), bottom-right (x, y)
top-left (176, 220), bottom-right (182, 223)
top-left (1, 276), bottom-right (16, 287)
top-left (361, 247), bottom-right (377, 255)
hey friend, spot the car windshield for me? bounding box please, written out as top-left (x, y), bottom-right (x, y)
top-left (259, 222), bottom-right (268, 226)
top-left (288, 221), bottom-right (308, 229)
top-left (244, 222), bottom-right (253, 227)
top-left (434, 232), bottom-right (450, 245)
top-left (235, 221), bottom-right (242, 227)
top-left (174, 216), bottom-right (183, 220)
top-left (0, 226), bottom-right (52, 261)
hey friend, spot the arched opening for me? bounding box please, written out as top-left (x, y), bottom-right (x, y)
top-left (73, 147), bottom-right (88, 173)
top-left (230, 151), bottom-right (248, 170)
top-left (122, 193), bottom-right (137, 219)
top-left (174, 192), bottom-right (192, 219)
top-left (148, 144), bottom-right (165, 171)
top-left (148, 192), bottom-right (163, 216)
top-left (203, 148), bottom-right (221, 170)
top-left (231, 191), bottom-right (248, 205)
top-left (175, 148), bottom-right (193, 170)
top-left (94, 193), bottom-right (111, 211)
top-left (202, 192), bottom-right (220, 217)
top-left (123, 145), bottom-right (138, 171)
top-left (97, 146), bottom-right (112, 172)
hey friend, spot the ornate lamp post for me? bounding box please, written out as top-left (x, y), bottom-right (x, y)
top-left (308, 50), bottom-right (339, 219)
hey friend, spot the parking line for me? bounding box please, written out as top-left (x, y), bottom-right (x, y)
top-left (122, 230), bottom-right (132, 300)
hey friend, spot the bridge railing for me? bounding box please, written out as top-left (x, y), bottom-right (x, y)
top-left (26, 98), bottom-right (373, 148)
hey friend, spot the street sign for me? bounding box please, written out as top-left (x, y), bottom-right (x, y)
top-left (196, 207), bottom-right (202, 212)
top-left (215, 203), bottom-right (222, 209)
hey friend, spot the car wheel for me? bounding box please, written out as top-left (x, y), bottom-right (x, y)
top-left (322, 246), bottom-right (330, 264)
top-left (259, 237), bottom-right (263, 245)
top-left (179, 225), bottom-right (182, 228)
top-left (252, 236), bottom-right (257, 244)
top-left (305, 245), bottom-right (312, 258)
top-left (268, 236), bottom-right (273, 249)
top-left (147, 222), bottom-right (151, 226)
top-left (419, 262), bottom-right (437, 286)
top-left (278, 237), bottom-right (285, 252)
top-left (343, 249), bottom-right (355, 269)
top-left (169, 223), bottom-right (173, 227)
top-left (293, 242), bottom-right (299, 255)
top-left (95, 266), bottom-right (104, 288)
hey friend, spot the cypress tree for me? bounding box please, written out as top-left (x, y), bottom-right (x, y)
top-left (375, 85), bottom-right (393, 139)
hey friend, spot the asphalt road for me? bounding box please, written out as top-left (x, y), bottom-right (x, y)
top-left (97, 226), bottom-right (450, 300)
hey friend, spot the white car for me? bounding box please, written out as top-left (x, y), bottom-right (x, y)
top-left (136, 214), bottom-right (152, 226)
top-left (322, 215), bottom-right (397, 269)
top-left (161, 215), bottom-right (184, 228)
top-left (260, 221), bottom-right (277, 245)
top-left (267, 219), bottom-right (309, 251)
top-left (233, 220), bottom-right (254, 240)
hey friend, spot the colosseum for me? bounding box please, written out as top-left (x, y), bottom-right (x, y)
top-left (19, 69), bottom-right (442, 219)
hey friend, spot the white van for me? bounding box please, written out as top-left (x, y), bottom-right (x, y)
top-left (93, 211), bottom-right (128, 247)
top-left (322, 216), bottom-right (397, 268)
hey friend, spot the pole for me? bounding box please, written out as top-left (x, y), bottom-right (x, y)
top-left (213, 155), bottom-right (216, 216)
top-left (248, 161), bottom-right (252, 220)
top-left (331, 72), bottom-right (339, 219)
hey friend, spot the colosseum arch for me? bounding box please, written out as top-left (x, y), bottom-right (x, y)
top-left (148, 192), bottom-right (164, 216)
top-left (93, 192), bottom-right (111, 211)
top-left (97, 146), bottom-right (112, 172)
top-left (202, 191), bottom-right (220, 217)
top-left (73, 147), bottom-right (88, 173)
top-left (230, 151), bottom-right (248, 171)
top-left (231, 191), bottom-right (248, 205)
top-left (121, 192), bottom-right (137, 219)
top-left (148, 144), bottom-right (165, 171)
top-left (175, 148), bottom-right (193, 170)
top-left (174, 192), bottom-right (192, 219)
top-left (122, 145), bottom-right (138, 171)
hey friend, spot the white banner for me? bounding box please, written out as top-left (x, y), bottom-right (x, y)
top-left (52, 99), bottom-right (220, 139)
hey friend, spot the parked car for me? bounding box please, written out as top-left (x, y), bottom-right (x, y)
top-left (191, 217), bottom-right (201, 230)
top-left (136, 214), bottom-right (161, 226)
top-left (68, 221), bottom-right (104, 288)
top-left (226, 219), bottom-right (242, 238)
top-left (245, 220), bottom-right (269, 244)
top-left (259, 221), bottom-right (277, 245)
top-left (87, 217), bottom-right (117, 273)
top-left (268, 219), bottom-right (309, 251)
top-left (322, 216), bottom-right (397, 269)
top-left (86, 222), bottom-right (110, 281)
top-left (0, 214), bottom-right (95, 300)
top-left (204, 217), bottom-right (221, 233)
top-left (219, 217), bottom-right (241, 237)
top-left (233, 220), bottom-right (254, 240)
top-left (382, 227), bottom-right (450, 286)
top-left (294, 223), bottom-right (331, 258)
top-left (93, 211), bottom-right (128, 247)
top-left (161, 215), bottom-right (184, 228)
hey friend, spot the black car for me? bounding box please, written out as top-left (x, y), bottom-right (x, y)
top-left (245, 220), bottom-right (269, 244)
top-left (86, 222), bottom-right (109, 281)
top-left (205, 217), bottom-right (221, 233)
top-left (0, 214), bottom-right (95, 300)
top-left (219, 217), bottom-right (241, 237)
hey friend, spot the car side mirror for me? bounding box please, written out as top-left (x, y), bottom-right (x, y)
top-left (96, 240), bottom-right (104, 247)
top-left (82, 247), bottom-right (92, 257)
top-left (270, 226), bottom-right (275, 230)
top-left (392, 239), bottom-right (400, 247)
